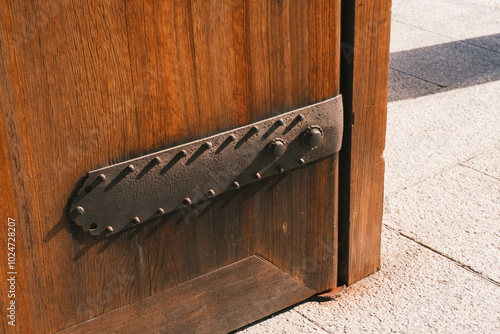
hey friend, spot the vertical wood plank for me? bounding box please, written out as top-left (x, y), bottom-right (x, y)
top-left (0, 100), bottom-right (33, 334)
top-left (338, 0), bottom-right (391, 285)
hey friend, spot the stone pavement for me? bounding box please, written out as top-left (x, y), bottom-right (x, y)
top-left (236, 0), bottom-right (500, 332)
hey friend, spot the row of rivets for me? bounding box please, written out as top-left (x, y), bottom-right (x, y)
top-left (87, 118), bottom-right (310, 190)
top-left (251, 157), bottom-right (306, 181)
top-left (77, 157), bottom-right (310, 220)
top-left (74, 114), bottom-right (313, 233)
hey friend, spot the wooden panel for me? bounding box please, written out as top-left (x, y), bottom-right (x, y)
top-left (59, 256), bottom-right (316, 334)
top-left (0, 1), bottom-right (341, 332)
top-left (338, 0), bottom-right (391, 284)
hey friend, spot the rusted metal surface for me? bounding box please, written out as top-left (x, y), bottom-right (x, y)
top-left (69, 95), bottom-right (344, 237)
top-left (313, 285), bottom-right (346, 301)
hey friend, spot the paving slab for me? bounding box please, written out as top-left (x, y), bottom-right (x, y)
top-left (389, 21), bottom-right (456, 53)
top-left (461, 0), bottom-right (500, 10)
top-left (461, 145), bottom-right (500, 180)
top-left (389, 26), bottom-right (500, 88)
top-left (235, 308), bottom-right (328, 334)
top-left (384, 80), bottom-right (500, 194)
top-left (392, 0), bottom-right (500, 50)
top-left (389, 20), bottom-right (500, 101)
top-left (388, 68), bottom-right (443, 102)
top-left (293, 229), bottom-right (500, 333)
top-left (384, 164), bottom-right (500, 282)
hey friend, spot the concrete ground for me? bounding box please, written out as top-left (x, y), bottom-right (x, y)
top-left (237, 0), bottom-right (500, 332)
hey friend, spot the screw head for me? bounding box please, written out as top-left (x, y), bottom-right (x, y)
top-left (126, 164), bottom-right (135, 172)
top-left (228, 134), bottom-right (236, 142)
top-left (303, 126), bottom-right (323, 148)
top-left (97, 174), bottom-right (107, 182)
top-left (276, 119), bottom-right (285, 126)
top-left (207, 189), bottom-right (216, 198)
top-left (251, 126), bottom-right (259, 133)
top-left (152, 157), bottom-right (161, 164)
top-left (268, 139), bottom-right (286, 158)
top-left (232, 181), bottom-right (240, 189)
top-left (277, 166), bottom-right (284, 173)
top-left (180, 150), bottom-right (188, 157)
top-left (105, 226), bottom-right (114, 234)
top-left (183, 197), bottom-right (192, 206)
top-left (254, 172), bottom-right (262, 180)
top-left (298, 158), bottom-right (306, 165)
top-left (157, 208), bottom-right (165, 215)
top-left (74, 206), bottom-right (84, 215)
top-left (131, 217), bottom-right (140, 225)
top-left (203, 142), bottom-right (213, 149)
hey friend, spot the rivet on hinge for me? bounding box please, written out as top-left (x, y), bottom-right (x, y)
top-left (303, 126), bottom-right (324, 148)
top-left (74, 206), bottom-right (84, 215)
top-left (268, 139), bottom-right (286, 158)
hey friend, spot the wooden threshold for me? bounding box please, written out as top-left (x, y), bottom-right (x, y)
top-left (59, 256), bottom-right (317, 334)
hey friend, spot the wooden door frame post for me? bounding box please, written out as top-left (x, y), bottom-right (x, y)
top-left (338, 0), bottom-right (392, 285)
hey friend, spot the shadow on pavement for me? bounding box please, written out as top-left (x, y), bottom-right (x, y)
top-left (388, 33), bottom-right (500, 102)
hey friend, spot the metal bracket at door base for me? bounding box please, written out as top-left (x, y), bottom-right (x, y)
top-left (69, 95), bottom-right (344, 237)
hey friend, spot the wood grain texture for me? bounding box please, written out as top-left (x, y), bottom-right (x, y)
top-left (0, 1), bottom-right (341, 332)
top-left (0, 100), bottom-right (33, 333)
top-left (338, 0), bottom-right (391, 285)
top-left (59, 256), bottom-right (317, 334)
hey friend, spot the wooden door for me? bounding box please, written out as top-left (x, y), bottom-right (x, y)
top-left (1, 1), bottom-right (343, 333)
